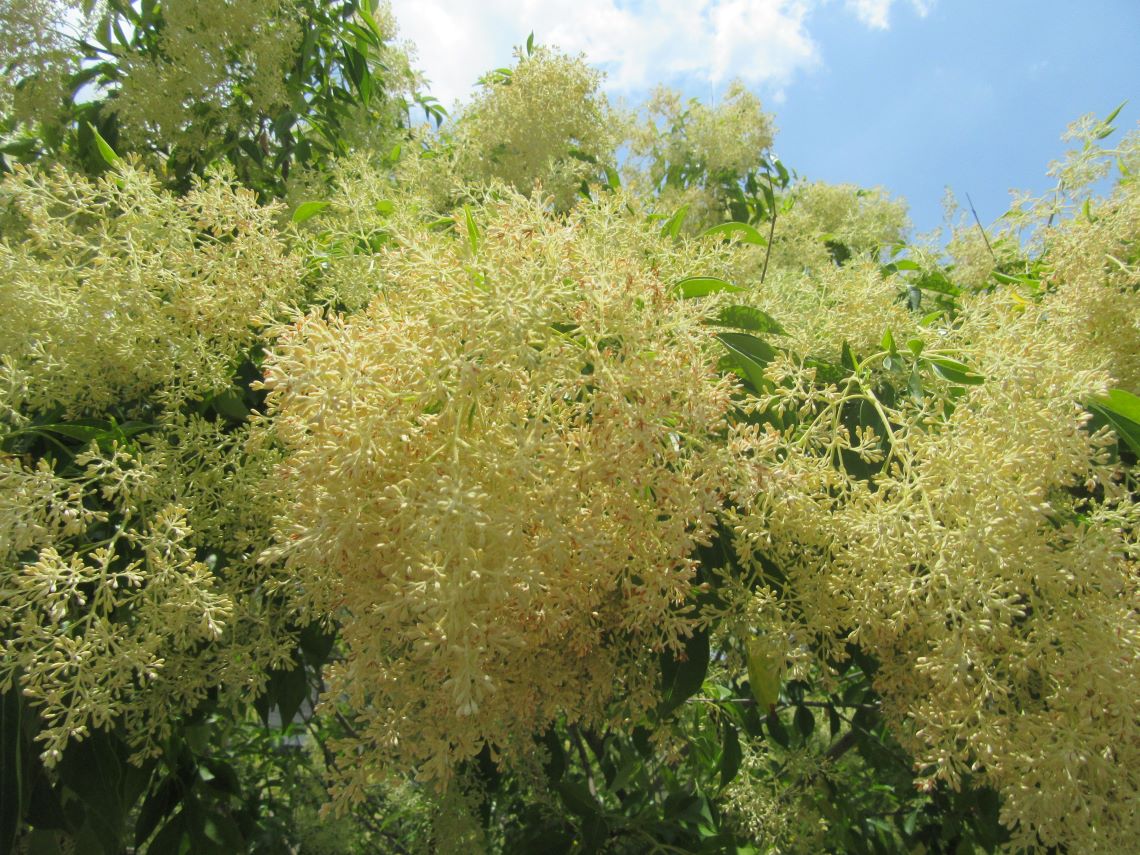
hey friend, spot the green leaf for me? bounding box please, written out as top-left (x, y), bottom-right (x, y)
top-left (658, 630), bottom-right (710, 717)
top-left (880, 328), bottom-right (897, 355)
top-left (926, 356), bottom-right (985, 385)
top-left (526, 31), bottom-right (535, 55)
top-left (765, 711), bottom-right (790, 748)
top-left (540, 728), bottom-right (566, 784)
top-left (1089, 389), bottom-right (1140, 454)
top-left (359, 2), bottom-right (386, 43)
top-left (699, 221), bottom-right (767, 246)
top-left (1, 690), bottom-right (22, 855)
top-left (661, 204), bottom-right (689, 238)
top-left (746, 640), bottom-right (783, 710)
top-left (292, 201), bottom-right (330, 224)
top-left (463, 205), bottom-right (479, 255)
top-left (718, 332), bottom-right (777, 392)
top-left (374, 199), bottom-right (394, 215)
top-left (705, 305), bottom-right (786, 335)
top-left (794, 705), bottom-right (815, 739)
top-left (134, 776), bottom-right (181, 849)
top-left (557, 779), bottom-right (600, 819)
top-left (275, 663), bottom-right (309, 726)
top-left (719, 722), bottom-right (742, 788)
top-left (673, 276), bottom-right (745, 299)
top-left (209, 389), bottom-right (248, 422)
top-left (87, 123), bottom-right (119, 166)
top-left (882, 258), bottom-right (921, 274)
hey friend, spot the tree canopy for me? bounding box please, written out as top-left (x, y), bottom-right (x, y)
top-left (1, 3), bottom-right (1138, 853)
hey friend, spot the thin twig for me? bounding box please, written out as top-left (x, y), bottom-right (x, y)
top-left (759, 168), bottom-right (778, 287)
top-left (965, 192), bottom-right (997, 263)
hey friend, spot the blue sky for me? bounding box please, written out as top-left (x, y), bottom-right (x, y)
top-left (391, 0), bottom-right (1140, 236)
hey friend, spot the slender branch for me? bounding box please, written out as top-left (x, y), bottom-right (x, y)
top-left (759, 168), bottom-right (778, 287)
top-left (965, 192), bottom-right (997, 263)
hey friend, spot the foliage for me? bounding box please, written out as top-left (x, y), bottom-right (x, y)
top-left (1, 6), bottom-right (1138, 855)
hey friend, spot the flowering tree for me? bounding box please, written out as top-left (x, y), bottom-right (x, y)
top-left (2, 4), bottom-right (1138, 853)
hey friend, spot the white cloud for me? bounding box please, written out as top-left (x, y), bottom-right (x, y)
top-left (390, 0), bottom-right (930, 108)
top-left (844, 0), bottom-right (932, 30)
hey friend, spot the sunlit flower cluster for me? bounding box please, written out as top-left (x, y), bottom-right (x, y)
top-left (453, 47), bottom-right (622, 211)
top-left (627, 82), bottom-right (774, 230)
top-left (0, 0), bottom-right (89, 123)
top-left (110, 0), bottom-right (302, 148)
top-left (260, 190), bottom-right (753, 792)
top-left (767, 181), bottom-right (909, 271)
top-left (730, 240), bottom-right (1139, 850)
top-left (0, 161), bottom-right (303, 420)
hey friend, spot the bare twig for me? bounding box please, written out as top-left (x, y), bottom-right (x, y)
top-left (965, 192), bottom-right (997, 263)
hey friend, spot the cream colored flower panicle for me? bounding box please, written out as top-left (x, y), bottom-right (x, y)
top-left (730, 240), bottom-right (1139, 849)
top-left (1043, 170), bottom-right (1140, 390)
top-left (0, 161), bottom-right (302, 420)
top-left (452, 47), bottom-right (622, 211)
top-left (261, 190), bottom-right (750, 793)
top-left (109, 0), bottom-right (302, 149)
top-left (0, 0), bottom-right (91, 123)
top-left (1, 415), bottom-right (298, 765)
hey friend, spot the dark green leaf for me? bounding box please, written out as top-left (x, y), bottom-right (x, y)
top-left (926, 357), bottom-right (984, 385)
top-left (794, 705), bottom-right (815, 739)
top-left (134, 776), bottom-right (181, 849)
top-left (557, 780), bottom-right (600, 819)
top-left (658, 630), bottom-right (710, 717)
top-left (718, 332), bottom-right (777, 392)
top-left (209, 389), bottom-right (248, 422)
top-left (766, 711), bottom-right (790, 748)
top-left (1, 689), bottom-right (22, 855)
top-left (719, 722), bottom-right (742, 788)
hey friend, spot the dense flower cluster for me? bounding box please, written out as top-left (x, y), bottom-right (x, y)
top-left (452, 47), bottom-right (622, 210)
top-left (111, 0), bottom-right (303, 148)
top-left (627, 82), bottom-right (775, 230)
top-left (728, 180), bottom-right (1139, 851)
top-left (0, 0), bottom-right (87, 123)
top-left (0, 161), bottom-right (303, 419)
top-left (261, 190), bottom-right (754, 792)
top-left (0, 160), bottom-right (303, 768)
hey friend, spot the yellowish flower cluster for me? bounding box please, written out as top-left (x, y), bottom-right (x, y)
top-left (111, 0), bottom-right (302, 148)
top-left (453, 47), bottom-right (622, 211)
top-left (630, 83), bottom-right (774, 189)
top-left (729, 185), bottom-right (1139, 849)
top-left (0, 161), bottom-right (303, 420)
top-left (767, 181), bottom-right (909, 271)
top-left (626, 82), bottom-right (774, 230)
top-left (260, 190), bottom-right (753, 793)
top-left (0, 156), bottom-right (306, 767)
top-left (1042, 172), bottom-right (1140, 390)
top-left (0, 446), bottom-right (231, 763)
top-left (0, 0), bottom-right (87, 123)
top-left (1, 415), bottom-right (299, 765)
